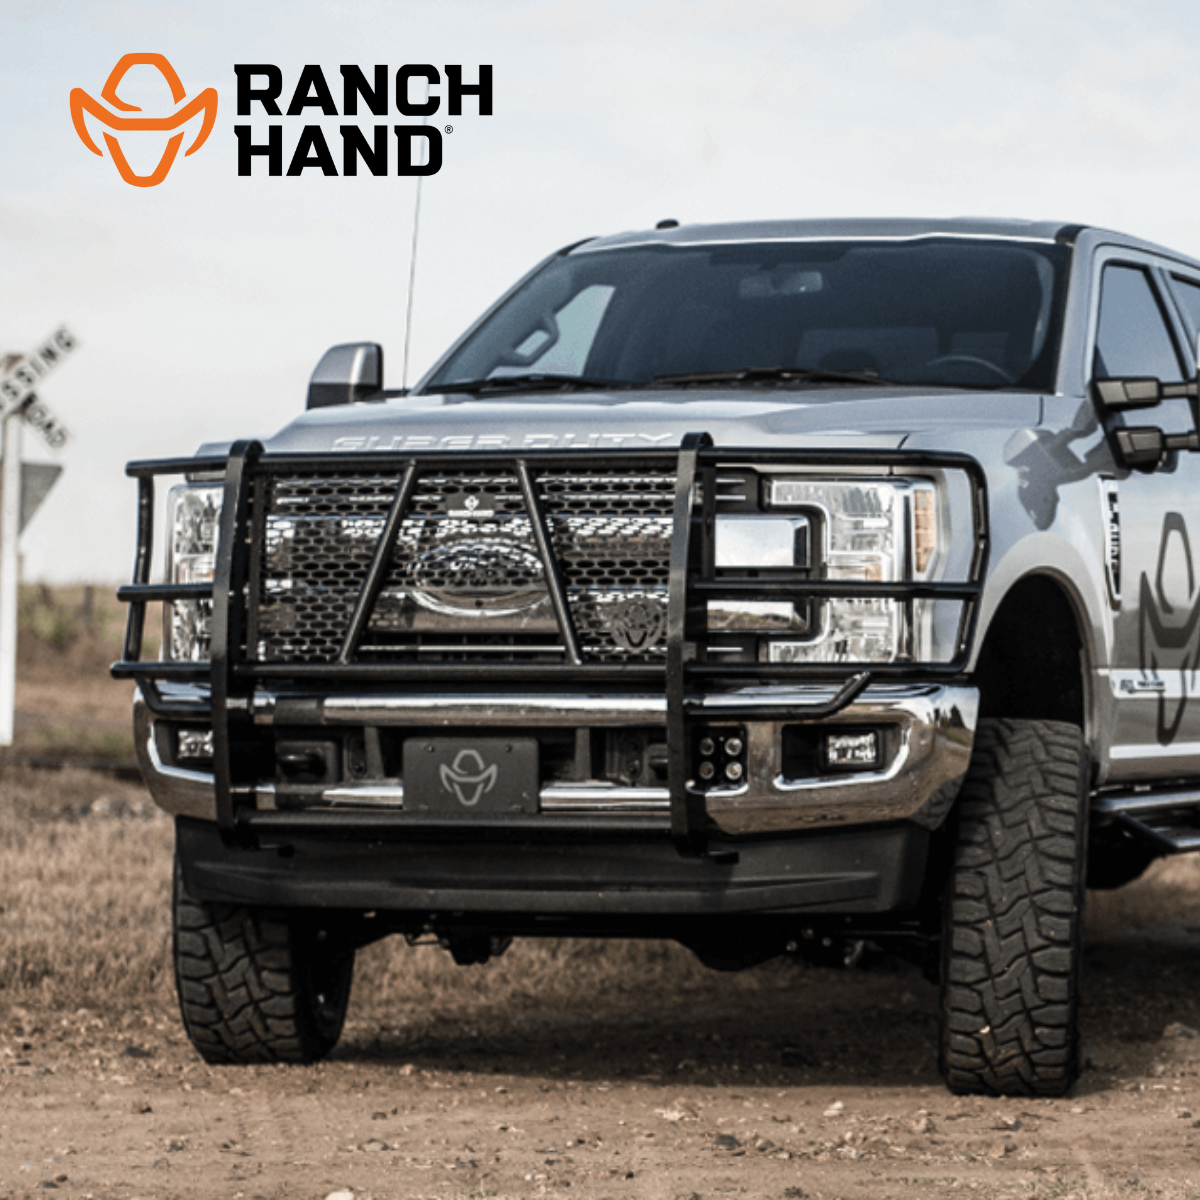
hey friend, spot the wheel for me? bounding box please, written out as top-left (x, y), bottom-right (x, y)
top-left (926, 353), bottom-right (1016, 383)
top-left (172, 855), bottom-right (354, 1065)
top-left (939, 718), bottom-right (1088, 1096)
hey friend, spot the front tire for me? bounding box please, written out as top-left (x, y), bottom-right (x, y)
top-left (939, 718), bottom-right (1088, 1096)
top-left (172, 856), bottom-right (354, 1065)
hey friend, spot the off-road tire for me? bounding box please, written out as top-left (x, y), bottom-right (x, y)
top-left (172, 857), bottom-right (354, 1065)
top-left (939, 718), bottom-right (1088, 1097)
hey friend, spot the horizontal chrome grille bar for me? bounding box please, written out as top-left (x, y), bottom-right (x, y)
top-left (287, 693), bottom-right (669, 726)
top-left (256, 684), bottom-right (884, 727)
top-left (540, 784), bottom-right (669, 811)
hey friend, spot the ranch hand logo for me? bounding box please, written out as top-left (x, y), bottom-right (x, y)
top-left (70, 54), bottom-right (218, 187)
top-left (439, 748), bottom-right (499, 807)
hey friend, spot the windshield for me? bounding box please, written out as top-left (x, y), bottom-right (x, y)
top-left (423, 237), bottom-right (1069, 394)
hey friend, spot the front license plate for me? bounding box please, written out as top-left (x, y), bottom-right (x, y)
top-left (403, 738), bottom-right (539, 814)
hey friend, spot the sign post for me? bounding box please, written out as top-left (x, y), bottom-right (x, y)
top-left (0, 327), bottom-right (76, 746)
top-left (0, 412), bottom-right (21, 745)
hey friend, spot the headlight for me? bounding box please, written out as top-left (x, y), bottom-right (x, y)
top-left (710, 476), bottom-right (945, 665)
top-left (164, 483), bottom-right (222, 661)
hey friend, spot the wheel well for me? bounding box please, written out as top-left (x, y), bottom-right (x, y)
top-left (973, 576), bottom-right (1085, 727)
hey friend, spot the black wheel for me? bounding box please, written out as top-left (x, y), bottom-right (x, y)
top-left (939, 718), bottom-right (1088, 1096)
top-left (172, 856), bottom-right (354, 1065)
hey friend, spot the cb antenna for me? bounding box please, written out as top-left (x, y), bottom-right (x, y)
top-left (401, 86), bottom-right (431, 392)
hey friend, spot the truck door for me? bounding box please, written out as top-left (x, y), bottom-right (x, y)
top-left (1098, 251), bottom-right (1200, 781)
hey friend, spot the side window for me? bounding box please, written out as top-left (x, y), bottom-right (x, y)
top-left (1170, 274), bottom-right (1200, 347)
top-left (1093, 263), bottom-right (1186, 383)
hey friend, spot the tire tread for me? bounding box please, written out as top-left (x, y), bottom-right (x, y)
top-left (172, 858), bottom-right (351, 1065)
top-left (939, 718), bottom-right (1087, 1097)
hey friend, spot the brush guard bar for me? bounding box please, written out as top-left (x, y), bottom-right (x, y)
top-left (114, 435), bottom-right (989, 856)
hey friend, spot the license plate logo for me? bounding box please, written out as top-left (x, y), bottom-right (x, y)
top-left (404, 738), bottom-right (538, 814)
top-left (440, 748), bottom-right (498, 807)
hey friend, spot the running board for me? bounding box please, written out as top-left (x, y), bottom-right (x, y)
top-left (1092, 786), bottom-right (1200, 854)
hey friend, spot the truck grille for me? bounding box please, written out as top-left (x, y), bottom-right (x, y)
top-left (253, 468), bottom-right (675, 664)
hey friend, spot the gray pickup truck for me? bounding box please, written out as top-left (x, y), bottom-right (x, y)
top-left (116, 217), bottom-right (1200, 1096)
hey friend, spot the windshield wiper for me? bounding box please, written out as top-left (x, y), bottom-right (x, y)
top-left (652, 367), bottom-right (894, 387)
top-left (424, 373), bottom-right (634, 395)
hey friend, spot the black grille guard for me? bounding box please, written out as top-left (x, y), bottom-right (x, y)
top-left (114, 435), bottom-right (989, 856)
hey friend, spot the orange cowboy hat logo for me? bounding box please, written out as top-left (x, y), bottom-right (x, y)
top-left (70, 54), bottom-right (218, 187)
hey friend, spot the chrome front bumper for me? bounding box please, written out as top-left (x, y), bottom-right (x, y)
top-left (134, 682), bottom-right (978, 836)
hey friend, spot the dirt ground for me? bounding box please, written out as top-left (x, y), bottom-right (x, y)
top-left (5, 846), bottom-right (1200, 1200)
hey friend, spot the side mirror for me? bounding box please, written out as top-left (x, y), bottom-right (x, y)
top-left (1114, 426), bottom-right (1167, 469)
top-left (1093, 377), bottom-right (1165, 411)
top-left (307, 342), bottom-right (384, 409)
top-left (1094, 354), bottom-right (1200, 469)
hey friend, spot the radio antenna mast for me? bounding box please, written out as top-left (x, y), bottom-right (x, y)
top-left (401, 99), bottom-right (430, 392)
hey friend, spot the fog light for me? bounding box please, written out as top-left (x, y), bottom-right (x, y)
top-left (177, 728), bottom-right (214, 762)
top-left (823, 730), bottom-right (881, 770)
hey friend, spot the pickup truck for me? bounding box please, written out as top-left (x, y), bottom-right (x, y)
top-left (115, 217), bottom-right (1200, 1096)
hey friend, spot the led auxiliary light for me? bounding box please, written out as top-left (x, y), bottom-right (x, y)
top-left (694, 726), bottom-right (747, 789)
top-left (177, 728), bottom-right (215, 761)
top-left (823, 729), bottom-right (882, 771)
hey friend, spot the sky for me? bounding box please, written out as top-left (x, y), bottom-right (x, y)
top-left (3, 0), bottom-right (1200, 582)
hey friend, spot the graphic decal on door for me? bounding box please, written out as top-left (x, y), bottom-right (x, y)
top-left (1139, 512), bottom-right (1200, 745)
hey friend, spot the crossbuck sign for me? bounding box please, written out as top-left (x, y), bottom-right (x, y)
top-left (0, 327), bottom-right (77, 449)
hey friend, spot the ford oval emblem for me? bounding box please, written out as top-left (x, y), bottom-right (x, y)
top-left (408, 537), bottom-right (547, 616)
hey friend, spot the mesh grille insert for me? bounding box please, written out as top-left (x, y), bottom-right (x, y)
top-left (253, 468), bottom-right (675, 664)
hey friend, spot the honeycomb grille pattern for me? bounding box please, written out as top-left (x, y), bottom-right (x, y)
top-left (257, 475), bottom-right (392, 663)
top-left (252, 468), bottom-right (675, 664)
top-left (541, 473), bottom-right (673, 661)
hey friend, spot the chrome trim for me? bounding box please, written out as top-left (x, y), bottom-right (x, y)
top-left (290, 685), bottom-right (873, 727)
top-left (316, 693), bottom-right (669, 726)
top-left (136, 683), bottom-right (978, 832)
top-left (540, 783), bottom-right (669, 811)
top-left (704, 684), bottom-right (978, 834)
top-left (323, 784), bottom-right (406, 808)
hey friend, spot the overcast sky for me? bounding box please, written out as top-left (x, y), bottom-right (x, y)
top-left (3, 0), bottom-right (1199, 581)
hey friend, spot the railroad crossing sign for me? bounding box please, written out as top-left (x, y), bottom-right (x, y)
top-left (0, 326), bottom-right (77, 448)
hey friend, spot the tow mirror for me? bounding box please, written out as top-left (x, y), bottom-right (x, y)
top-left (307, 342), bottom-right (384, 409)
top-left (1093, 377), bottom-right (1164, 411)
top-left (1094, 359), bottom-right (1200, 469)
top-left (1113, 426), bottom-right (1167, 469)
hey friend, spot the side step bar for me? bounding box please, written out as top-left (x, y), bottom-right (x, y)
top-left (1092, 786), bottom-right (1200, 854)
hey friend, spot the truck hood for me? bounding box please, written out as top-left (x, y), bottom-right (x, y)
top-left (202, 387), bottom-right (1044, 456)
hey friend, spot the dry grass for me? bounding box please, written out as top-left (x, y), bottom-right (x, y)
top-left (0, 764), bottom-right (174, 1013)
top-left (13, 581), bottom-right (138, 762)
